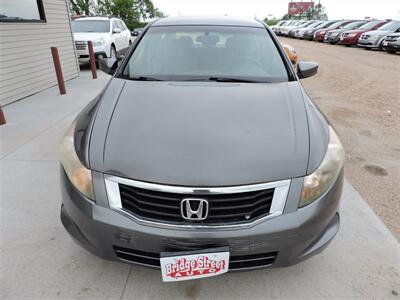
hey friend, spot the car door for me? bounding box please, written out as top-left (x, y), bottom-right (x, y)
top-left (117, 20), bottom-right (130, 50)
top-left (111, 19), bottom-right (123, 51)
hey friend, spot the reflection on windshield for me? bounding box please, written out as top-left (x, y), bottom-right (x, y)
top-left (122, 26), bottom-right (289, 83)
top-left (72, 20), bottom-right (110, 33)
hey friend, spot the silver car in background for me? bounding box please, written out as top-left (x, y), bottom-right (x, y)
top-left (358, 20), bottom-right (400, 49)
top-left (295, 21), bottom-right (323, 39)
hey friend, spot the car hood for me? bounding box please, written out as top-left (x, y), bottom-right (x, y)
top-left (101, 81), bottom-right (310, 186)
top-left (386, 33), bottom-right (400, 37)
top-left (327, 29), bottom-right (344, 34)
top-left (73, 32), bottom-right (108, 41)
top-left (343, 29), bottom-right (364, 34)
top-left (364, 30), bottom-right (393, 36)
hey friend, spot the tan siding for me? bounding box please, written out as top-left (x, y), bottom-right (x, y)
top-left (0, 0), bottom-right (79, 105)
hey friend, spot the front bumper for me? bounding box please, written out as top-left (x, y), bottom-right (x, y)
top-left (76, 44), bottom-right (109, 60)
top-left (357, 38), bottom-right (381, 48)
top-left (60, 168), bottom-right (343, 270)
top-left (382, 42), bottom-right (400, 52)
top-left (338, 36), bottom-right (358, 45)
top-left (324, 35), bottom-right (339, 43)
top-left (314, 34), bottom-right (325, 42)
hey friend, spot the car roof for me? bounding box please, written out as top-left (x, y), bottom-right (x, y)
top-left (73, 17), bottom-right (112, 22)
top-left (151, 16), bottom-right (264, 28)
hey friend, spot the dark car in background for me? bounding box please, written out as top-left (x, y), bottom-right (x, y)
top-left (314, 20), bottom-right (354, 42)
top-left (382, 33), bottom-right (400, 53)
top-left (324, 21), bottom-right (368, 44)
top-left (303, 20), bottom-right (337, 40)
top-left (59, 17), bottom-right (344, 282)
top-left (338, 20), bottom-right (389, 46)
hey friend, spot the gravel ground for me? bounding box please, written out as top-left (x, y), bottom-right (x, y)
top-left (280, 37), bottom-right (400, 240)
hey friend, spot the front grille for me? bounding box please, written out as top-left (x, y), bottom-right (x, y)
top-left (75, 41), bottom-right (87, 50)
top-left (114, 246), bottom-right (278, 270)
top-left (385, 37), bottom-right (398, 42)
top-left (119, 184), bottom-right (274, 225)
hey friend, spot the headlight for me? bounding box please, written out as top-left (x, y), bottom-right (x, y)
top-left (320, 30), bottom-right (326, 35)
top-left (94, 38), bottom-right (105, 46)
top-left (348, 33), bottom-right (357, 37)
top-left (299, 126), bottom-right (345, 207)
top-left (59, 120), bottom-right (94, 200)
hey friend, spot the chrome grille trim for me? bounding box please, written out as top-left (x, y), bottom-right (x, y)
top-left (104, 175), bottom-right (291, 230)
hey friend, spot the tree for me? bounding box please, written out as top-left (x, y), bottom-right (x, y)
top-left (69, 0), bottom-right (96, 16)
top-left (306, 3), bottom-right (328, 20)
top-left (97, 0), bottom-right (164, 29)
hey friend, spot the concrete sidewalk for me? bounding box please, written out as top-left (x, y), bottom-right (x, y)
top-left (1, 71), bottom-right (399, 299)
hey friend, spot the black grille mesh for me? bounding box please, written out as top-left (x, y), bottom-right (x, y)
top-left (119, 184), bottom-right (274, 225)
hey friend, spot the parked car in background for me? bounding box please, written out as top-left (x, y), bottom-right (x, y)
top-left (270, 20), bottom-right (288, 35)
top-left (60, 17), bottom-right (344, 282)
top-left (381, 33), bottom-right (400, 53)
top-left (314, 20), bottom-right (354, 42)
top-left (358, 20), bottom-right (400, 49)
top-left (324, 21), bottom-right (367, 44)
top-left (303, 20), bottom-right (337, 40)
top-left (72, 17), bottom-right (132, 61)
top-left (288, 20), bottom-right (316, 38)
top-left (295, 21), bottom-right (323, 39)
top-left (131, 28), bottom-right (144, 38)
top-left (281, 21), bottom-right (309, 36)
top-left (283, 44), bottom-right (298, 64)
top-left (338, 20), bottom-right (389, 46)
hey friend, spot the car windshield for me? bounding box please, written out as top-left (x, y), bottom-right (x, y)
top-left (378, 21), bottom-right (400, 31)
top-left (309, 21), bottom-right (323, 28)
top-left (359, 21), bottom-right (384, 30)
top-left (343, 21), bottom-right (366, 29)
top-left (122, 26), bottom-right (289, 83)
top-left (316, 21), bottom-right (334, 29)
top-left (328, 21), bottom-right (345, 29)
top-left (71, 20), bottom-right (110, 33)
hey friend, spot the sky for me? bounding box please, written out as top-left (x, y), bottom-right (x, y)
top-left (152, 0), bottom-right (400, 21)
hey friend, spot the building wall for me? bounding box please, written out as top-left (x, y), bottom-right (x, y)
top-left (0, 0), bottom-right (79, 105)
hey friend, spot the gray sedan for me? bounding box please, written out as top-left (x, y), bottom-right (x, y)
top-left (59, 16), bottom-right (345, 282)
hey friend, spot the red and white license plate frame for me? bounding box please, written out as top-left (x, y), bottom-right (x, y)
top-left (160, 248), bottom-right (230, 282)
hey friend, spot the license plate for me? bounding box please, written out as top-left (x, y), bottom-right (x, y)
top-left (340, 37), bottom-right (344, 41)
top-left (383, 41), bottom-right (388, 46)
top-left (160, 248), bottom-right (229, 282)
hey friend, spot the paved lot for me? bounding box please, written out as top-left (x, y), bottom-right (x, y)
top-left (1, 70), bottom-right (399, 299)
top-left (280, 37), bottom-right (400, 240)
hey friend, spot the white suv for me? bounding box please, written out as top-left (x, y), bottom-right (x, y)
top-left (71, 17), bottom-right (132, 61)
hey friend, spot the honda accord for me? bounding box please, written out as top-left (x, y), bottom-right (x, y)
top-left (59, 17), bottom-right (344, 282)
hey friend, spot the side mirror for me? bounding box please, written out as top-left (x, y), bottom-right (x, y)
top-left (113, 28), bottom-right (122, 34)
top-left (131, 30), bottom-right (139, 36)
top-left (99, 57), bottom-right (118, 75)
top-left (297, 61), bottom-right (319, 79)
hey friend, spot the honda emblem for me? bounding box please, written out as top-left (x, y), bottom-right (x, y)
top-left (180, 198), bottom-right (209, 221)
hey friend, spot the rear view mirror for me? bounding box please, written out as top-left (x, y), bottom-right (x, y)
top-left (113, 28), bottom-right (122, 34)
top-left (99, 58), bottom-right (118, 75)
top-left (297, 61), bottom-right (319, 79)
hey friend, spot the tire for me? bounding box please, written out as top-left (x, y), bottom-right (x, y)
top-left (345, 44), bottom-right (351, 47)
top-left (110, 45), bottom-right (117, 59)
top-left (387, 51), bottom-right (396, 54)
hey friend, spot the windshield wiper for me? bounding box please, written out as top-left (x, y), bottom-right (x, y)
top-left (208, 77), bottom-right (267, 83)
top-left (123, 75), bottom-right (164, 81)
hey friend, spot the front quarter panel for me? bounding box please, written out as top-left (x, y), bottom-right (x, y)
top-left (300, 89), bottom-right (330, 174)
top-left (89, 78), bottom-right (126, 172)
